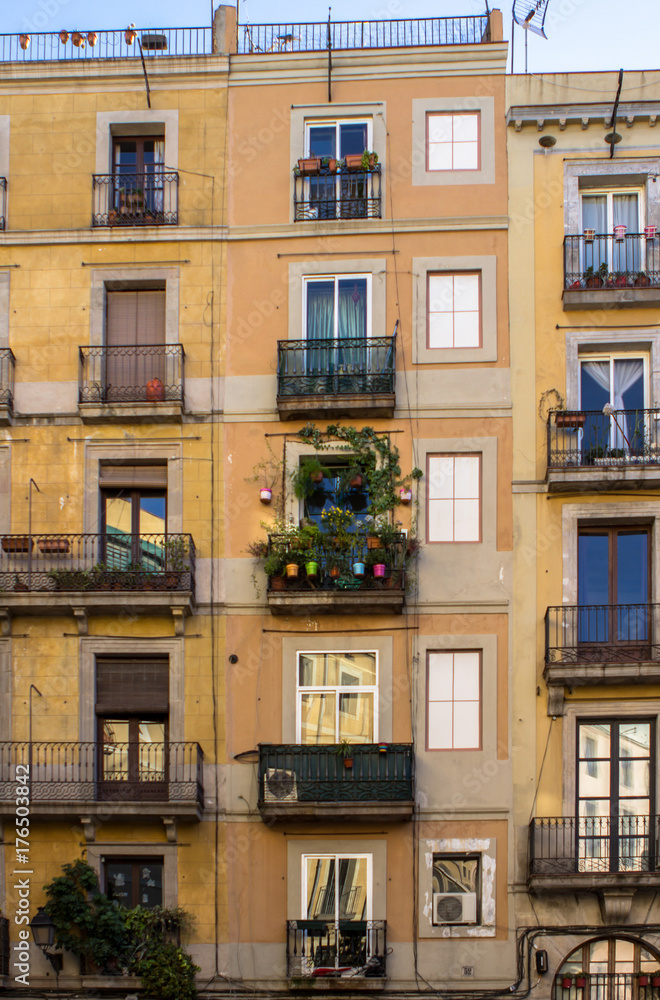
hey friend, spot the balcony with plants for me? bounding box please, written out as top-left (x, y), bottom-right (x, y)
top-left (258, 743), bottom-right (414, 822)
top-left (293, 151), bottom-right (381, 223)
top-left (546, 407), bottom-right (660, 491)
top-left (563, 230), bottom-right (660, 309)
top-left (79, 344), bottom-right (185, 422)
top-left (92, 171), bottom-right (178, 227)
top-left (0, 532), bottom-right (195, 631)
top-left (247, 424), bottom-right (421, 615)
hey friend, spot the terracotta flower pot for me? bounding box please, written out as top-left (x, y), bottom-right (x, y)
top-left (297, 157), bottom-right (321, 175)
top-left (72, 32), bottom-right (84, 47)
top-left (87, 32), bottom-right (98, 46)
top-left (343, 757), bottom-right (353, 769)
top-left (2, 536), bottom-right (32, 553)
top-left (329, 566), bottom-right (340, 578)
top-left (59, 30), bottom-right (69, 44)
top-left (270, 575), bottom-right (286, 591)
top-left (19, 35), bottom-right (30, 50)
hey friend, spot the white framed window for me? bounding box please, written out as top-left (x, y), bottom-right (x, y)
top-left (579, 353), bottom-right (647, 411)
top-left (303, 275), bottom-right (372, 341)
top-left (581, 189), bottom-right (644, 235)
top-left (296, 651), bottom-right (378, 744)
top-left (428, 272), bottom-right (481, 349)
top-left (427, 112), bottom-right (480, 172)
top-left (427, 651), bottom-right (481, 750)
top-left (427, 454), bottom-right (481, 543)
top-left (302, 853), bottom-right (372, 921)
top-left (304, 119), bottom-right (372, 160)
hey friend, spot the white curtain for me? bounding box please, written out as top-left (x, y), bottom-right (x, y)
top-left (582, 359), bottom-right (645, 450)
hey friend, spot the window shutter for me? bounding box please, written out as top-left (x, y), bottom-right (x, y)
top-left (106, 290), bottom-right (166, 347)
top-left (98, 464), bottom-right (168, 489)
top-left (96, 657), bottom-right (169, 714)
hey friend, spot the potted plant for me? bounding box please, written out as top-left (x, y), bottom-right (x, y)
top-left (247, 442), bottom-right (283, 506)
top-left (340, 464), bottom-right (364, 490)
top-left (163, 536), bottom-right (189, 588)
top-left (644, 226), bottom-right (657, 240)
top-left (320, 155), bottom-right (337, 173)
top-left (638, 974), bottom-right (650, 987)
top-left (613, 224), bottom-right (627, 240)
top-left (37, 536), bottom-right (70, 554)
top-left (1, 536), bottom-right (32, 553)
top-left (561, 976), bottom-right (572, 989)
top-left (352, 559), bottom-right (365, 577)
top-left (332, 740), bottom-right (354, 769)
top-left (651, 973), bottom-right (660, 987)
top-left (635, 271), bottom-right (651, 287)
top-left (304, 548), bottom-right (320, 578)
top-left (297, 156), bottom-right (321, 175)
top-left (263, 548), bottom-right (287, 589)
top-left (555, 411), bottom-right (586, 429)
top-left (291, 457), bottom-right (332, 499)
top-left (19, 34), bottom-right (30, 50)
top-left (146, 376), bottom-right (165, 401)
top-left (71, 31), bottom-right (85, 47)
top-left (125, 25), bottom-right (137, 44)
top-left (87, 31), bottom-right (98, 46)
top-left (365, 547), bottom-right (387, 578)
top-left (584, 265), bottom-right (601, 288)
top-left (58, 30), bottom-right (69, 44)
top-left (344, 150), bottom-right (378, 171)
top-left (575, 973), bottom-right (587, 988)
top-left (399, 487), bottom-right (412, 504)
top-left (599, 261), bottom-right (609, 284)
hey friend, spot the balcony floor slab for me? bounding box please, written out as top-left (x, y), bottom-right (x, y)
top-left (79, 401), bottom-right (184, 423)
top-left (267, 591), bottom-right (405, 616)
top-left (258, 801), bottom-right (414, 823)
top-left (277, 393), bottom-right (395, 421)
top-left (547, 466), bottom-right (660, 492)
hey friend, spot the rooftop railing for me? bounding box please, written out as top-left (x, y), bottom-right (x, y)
top-left (240, 16), bottom-right (490, 53)
top-left (0, 28), bottom-right (211, 62)
top-left (0, 741), bottom-right (204, 807)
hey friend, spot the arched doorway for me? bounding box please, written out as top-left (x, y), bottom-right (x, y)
top-left (555, 938), bottom-right (660, 998)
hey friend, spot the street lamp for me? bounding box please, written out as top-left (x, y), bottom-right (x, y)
top-left (29, 907), bottom-right (63, 973)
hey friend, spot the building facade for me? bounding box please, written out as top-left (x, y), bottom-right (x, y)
top-left (509, 70), bottom-right (660, 997)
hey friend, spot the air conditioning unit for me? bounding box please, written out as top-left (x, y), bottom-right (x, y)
top-left (264, 767), bottom-right (298, 802)
top-left (433, 892), bottom-right (477, 925)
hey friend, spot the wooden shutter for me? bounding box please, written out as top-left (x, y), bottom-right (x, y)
top-left (96, 657), bottom-right (169, 714)
top-left (106, 290), bottom-right (166, 347)
top-left (98, 464), bottom-right (168, 489)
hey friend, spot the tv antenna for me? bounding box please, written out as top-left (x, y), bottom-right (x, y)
top-left (511, 0), bottom-right (551, 73)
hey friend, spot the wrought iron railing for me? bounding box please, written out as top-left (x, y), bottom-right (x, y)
top-left (92, 172), bottom-right (178, 226)
top-left (564, 233), bottom-right (660, 290)
top-left (293, 165), bottom-right (381, 221)
top-left (530, 816), bottom-right (660, 876)
top-left (259, 744), bottom-right (413, 804)
top-left (547, 409), bottom-right (660, 469)
top-left (0, 348), bottom-right (15, 411)
top-left (546, 604), bottom-right (659, 665)
top-left (266, 533), bottom-right (407, 594)
top-left (92, 168), bottom-right (179, 226)
top-left (240, 16), bottom-right (490, 52)
top-left (0, 917), bottom-right (7, 977)
top-left (0, 741), bottom-right (203, 806)
top-left (0, 177), bottom-right (6, 230)
top-left (0, 533), bottom-right (194, 594)
top-left (278, 336), bottom-right (395, 398)
top-left (555, 973), bottom-right (660, 999)
top-left (79, 345), bottom-right (184, 405)
top-left (0, 28), bottom-right (212, 62)
top-left (286, 919), bottom-right (386, 978)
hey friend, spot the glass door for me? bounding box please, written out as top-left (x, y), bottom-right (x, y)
top-left (102, 489), bottom-right (166, 570)
top-left (304, 278), bottom-right (369, 388)
top-left (579, 357), bottom-right (646, 460)
top-left (577, 528), bottom-right (649, 650)
top-left (581, 191), bottom-right (643, 275)
top-left (306, 121), bottom-right (370, 218)
top-left (99, 718), bottom-right (167, 800)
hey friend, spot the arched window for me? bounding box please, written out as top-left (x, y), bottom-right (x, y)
top-left (555, 938), bottom-right (660, 997)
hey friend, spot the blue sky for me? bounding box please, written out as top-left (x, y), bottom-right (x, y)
top-left (4, 0), bottom-right (660, 75)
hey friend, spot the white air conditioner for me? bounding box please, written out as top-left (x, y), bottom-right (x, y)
top-left (264, 767), bottom-right (298, 802)
top-left (433, 892), bottom-right (477, 925)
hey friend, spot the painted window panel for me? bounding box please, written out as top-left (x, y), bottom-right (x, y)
top-left (428, 455), bottom-right (481, 542)
top-left (428, 273), bottom-right (480, 350)
top-left (427, 113), bottom-right (479, 171)
top-left (427, 651), bottom-right (481, 750)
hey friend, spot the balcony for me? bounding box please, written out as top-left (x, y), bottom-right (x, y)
top-left (287, 919), bottom-right (387, 984)
top-left (277, 337), bottom-right (395, 420)
top-left (0, 533), bottom-right (195, 633)
top-left (266, 534), bottom-right (406, 615)
top-left (92, 171), bottom-right (178, 227)
top-left (529, 816), bottom-right (660, 892)
top-left (553, 975), bottom-right (660, 1000)
top-left (563, 233), bottom-right (660, 309)
top-left (546, 409), bottom-right (660, 491)
top-left (258, 744), bottom-right (414, 822)
top-left (293, 164), bottom-right (381, 223)
top-left (79, 345), bottom-right (184, 422)
top-left (0, 348), bottom-right (14, 424)
top-left (0, 741), bottom-right (204, 822)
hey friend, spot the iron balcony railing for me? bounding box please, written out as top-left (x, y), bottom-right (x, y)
top-left (0, 918), bottom-right (7, 977)
top-left (0, 28), bottom-right (212, 62)
top-left (277, 336), bottom-right (395, 398)
top-left (547, 409), bottom-right (660, 469)
top-left (0, 177), bottom-right (6, 230)
top-left (546, 604), bottom-right (659, 666)
top-left (554, 974), bottom-right (660, 1000)
top-left (93, 171), bottom-right (178, 227)
top-left (0, 741), bottom-right (203, 807)
top-left (0, 532), bottom-right (195, 594)
top-left (266, 533), bottom-right (407, 594)
top-left (79, 345), bottom-right (184, 405)
top-left (240, 16), bottom-right (490, 52)
top-left (530, 816), bottom-right (660, 877)
top-left (564, 233), bottom-right (660, 290)
top-left (259, 744), bottom-right (413, 805)
top-left (286, 919), bottom-right (386, 978)
top-left (0, 348), bottom-right (15, 411)
top-left (293, 165), bottom-right (381, 221)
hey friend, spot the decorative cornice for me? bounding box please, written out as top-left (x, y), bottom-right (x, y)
top-left (507, 102), bottom-right (660, 131)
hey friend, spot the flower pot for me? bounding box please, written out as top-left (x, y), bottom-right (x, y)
top-left (321, 158), bottom-right (337, 173)
top-left (586, 276), bottom-right (603, 288)
top-left (72, 31), bottom-right (84, 47)
top-left (305, 561), bottom-right (319, 577)
top-left (286, 563), bottom-right (299, 578)
top-left (644, 226), bottom-right (657, 240)
top-left (343, 757), bottom-right (353, 769)
top-left (652, 975), bottom-right (660, 987)
top-left (297, 157), bottom-right (321, 175)
top-left (555, 412), bottom-right (586, 429)
top-left (37, 538), bottom-right (70, 554)
top-left (638, 975), bottom-right (649, 986)
top-left (635, 273), bottom-right (651, 287)
top-left (613, 224), bottom-right (627, 240)
top-left (259, 488), bottom-right (272, 504)
top-left (125, 28), bottom-right (137, 44)
top-left (373, 563), bottom-right (386, 578)
top-left (344, 153), bottom-right (375, 171)
top-left (2, 536), bottom-right (32, 553)
top-left (349, 474), bottom-right (363, 487)
top-left (576, 977), bottom-right (587, 988)
top-left (146, 377), bottom-right (165, 401)
top-left (378, 742), bottom-right (388, 752)
top-left (269, 575), bottom-right (287, 591)
top-left (352, 562), bottom-right (365, 577)
top-left (19, 35), bottom-right (30, 50)
top-left (562, 978), bottom-right (572, 989)
top-left (366, 536), bottom-right (381, 550)
top-left (329, 565), bottom-right (340, 578)
top-left (310, 470), bottom-right (324, 484)
top-left (400, 488), bottom-right (412, 503)
top-left (87, 32), bottom-right (98, 46)
top-left (583, 228), bottom-right (596, 241)
top-left (59, 30), bottom-right (69, 43)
